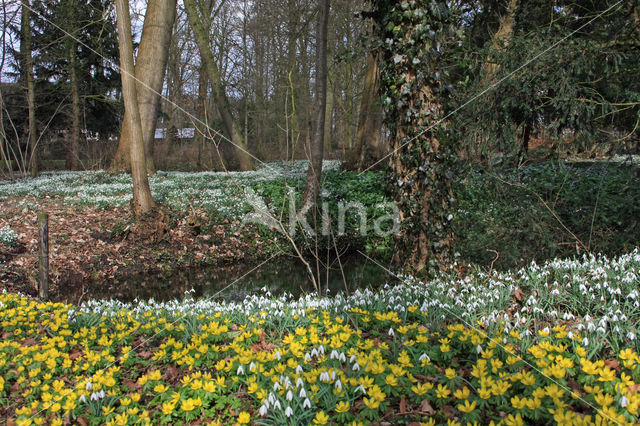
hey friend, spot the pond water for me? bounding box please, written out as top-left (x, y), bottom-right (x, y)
top-left (91, 255), bottom-right (396, 303)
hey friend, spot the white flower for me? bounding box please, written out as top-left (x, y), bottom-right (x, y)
top-left (620, 395), bottom-right (629, 408)
top-left (259, 404), bottom-right (269, 416)
top-left (285, 406), bottom-right (293, 417)
top-left (303, 398), bottom-right (311, 409)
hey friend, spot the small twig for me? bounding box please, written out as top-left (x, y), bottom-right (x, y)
top-left (487, 249), bottom-right (499, 275)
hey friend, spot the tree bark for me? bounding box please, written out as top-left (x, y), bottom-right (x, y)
top-left (184, 0), bottom-right (253, 171)
top-left (302, 0), bottom-right (329, 208)
top-left (115, 0), bottom-right (155, 216)
top-left (21, 0), bottom-right (38, 177)
top-left (110, 0), bottom-right (177, 174)
top-left (67, 40), bottom-right (80, 170)
top-left (353, 52), bottom-right (383, 170)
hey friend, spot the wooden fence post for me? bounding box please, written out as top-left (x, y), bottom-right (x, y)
top-left (38, 212), bottom-right (49, 301)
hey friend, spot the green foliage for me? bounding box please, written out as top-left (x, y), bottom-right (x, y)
top-left (451, 0), bottom-right (640, 158)
top-left (455, 162), bottom-right (640, 269)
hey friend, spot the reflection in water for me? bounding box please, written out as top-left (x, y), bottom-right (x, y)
top-left (91, 255), bottom-right (396, 303)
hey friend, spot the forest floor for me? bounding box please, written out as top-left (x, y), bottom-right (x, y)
top-left (0, 195), bottom-right (260, 303)
top-left (0, 161), bottom-right (386, 303)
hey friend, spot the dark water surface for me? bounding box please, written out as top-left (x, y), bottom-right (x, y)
top-left (92, 255), bottom-right (396, 303)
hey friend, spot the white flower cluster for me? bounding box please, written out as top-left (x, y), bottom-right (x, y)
top-left (71, 249), bottom-right (640, 353)
top-left (0, 161), bottom-right (342, 219)
top-left (0, 225), bottom-right (17, 248)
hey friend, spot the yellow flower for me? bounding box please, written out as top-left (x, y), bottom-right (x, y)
top-left (162, 402), bottom-right (175, 416)
top-left (477, 387), bottom-right (492, 400)
top-left (180, 397), bottom-right (202, 412)
top-left (153, 384), bottom-right (169, 393)
top-left (363, 397), bottom-right (380, 410)
top-left (385, 374), bottom-right (398, 387)
top-left (454, 386), bottom-right (470, 400)
top-left (436, 384), bottom-right (451, 399)
top-left (148, 370), bottom-right (162, 381)
top-left (457, 400), bottom-right (477, 413)
top-left (203, 381), bottom-right (217, 393)
top-left (594, 392), bottom-right (614, 407)
top-left (237, 412), bottom-right (250, 424)
top-left (411, 382), bottom-right (433, 396)
top-left (503, 413), bottom-right (524, 426)
top-left (491, 380), bottom-right (511, 396)
top-left (445, 368), bottom-right (456, 380)
top-left (597, 367), bottom-right (616, 382)
top-left (313, 411), bottom-right (329, 425)
top-left (335, 401), bottom-right (350, 413)
top-left (545, 384), bottom-right (564, 399)
top-left (619, 348), bottom-right (637, 361)
top-left (215, 376), bottom-right (226, 388)
top-left (511, 395), bottom-right (526, 409)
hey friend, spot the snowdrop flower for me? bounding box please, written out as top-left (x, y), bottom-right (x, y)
top-left (303, 398), bottom-right (311, 409)
top-left (388, 328), bottom-right (395, 337)
top-left (299, 388), bottom-right (307, 398)
top-left (286, 390), bottom-right (293, 401)
top-left (259, 404), bottom-right (269, 416)
top-left (237, 365), bottom-right (245, 375)
top-left (285, 406), bottom-right (293, 417)
top-left (620, 395), bottom-right (629, 408)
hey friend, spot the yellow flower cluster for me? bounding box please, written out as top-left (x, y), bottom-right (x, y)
top-left (1, 293), bottom-right (639, 425)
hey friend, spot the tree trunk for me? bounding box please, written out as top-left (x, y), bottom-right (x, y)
top-left (196, 63), bottom-right (208, 169)
top-left (67, 40), bottom-right (81, 170)
top-left (0, 85), bottom-right (13, 179)
top-left (184, 0), bottom-right (253, 171)
top-left (482, 0), bottom-right (518, 82)
top-left (323, 80), bottom-right (333, 152)
top-left (353, 52), bottom-right (383, 170)
top-left (21, 0), bottom-right (38, 177)
top-left (115, 0), bottom-right (155, 216)
top-left (110, 0), bottom-right (177, 174)
top-left (302, 0), bottom-right (329, 208)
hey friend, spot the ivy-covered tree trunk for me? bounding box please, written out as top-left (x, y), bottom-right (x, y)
top-left (372, 0), bottom-right (457, 272)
